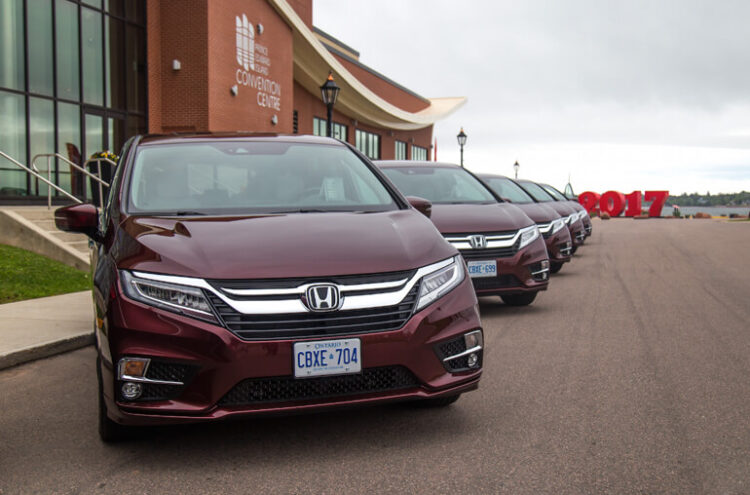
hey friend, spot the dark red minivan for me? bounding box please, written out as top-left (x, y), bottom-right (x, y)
top-left (377, 161), bottom-right (550, 306)
top-left (514, 179), bottom-right (587, 253)
top-left (478, 174), bottom-right (573, 274)
top-left (55, 134), bottom-right (483, 441)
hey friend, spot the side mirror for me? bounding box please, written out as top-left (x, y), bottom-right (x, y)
top-left (55, 204), bottom-right (101, 242)
top-left (501, 197), bottom-right (513, 203)
top-left (406, 196), bottom-right (432, 218)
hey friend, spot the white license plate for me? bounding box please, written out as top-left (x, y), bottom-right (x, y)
top-left (467, 260), bottom-right (497, 278)
top-left (293, 338), bottom-right (361, 378)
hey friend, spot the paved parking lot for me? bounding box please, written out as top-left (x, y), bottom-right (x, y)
top-left (1, 218), bottom-right (749, 494)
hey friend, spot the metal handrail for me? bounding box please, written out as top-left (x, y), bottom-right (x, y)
top-left (31, 153), bottom-right (114, 209)
top-left (0, 151), bottom-right (82, 207)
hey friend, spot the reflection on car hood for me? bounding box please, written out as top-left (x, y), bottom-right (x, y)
top-left (515, 203), bottom-right (562, 223)
top-left (115, 211), bottom-right (455, 279)
top-left (429, 203), bottom-right (534, 234)
top-left (543, 201), bottom-right (577, 216)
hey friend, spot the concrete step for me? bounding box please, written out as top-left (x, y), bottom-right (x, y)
top-left (32, 219), bottom-right (58, 230)
top-left (9, 206), bottom-right (57, 221)
top-left (0, 207), bottom-right (90, 271)
top-left (49, 231), bottom-right (89, 243)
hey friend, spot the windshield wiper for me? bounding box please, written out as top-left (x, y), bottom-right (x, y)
top-left (271, 208), bottom-right (330, 214)
top-left (174, 210), bottom-right (206, 216)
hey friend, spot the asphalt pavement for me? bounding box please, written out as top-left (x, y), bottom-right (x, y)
top-left (1, 218), bottom-right (749, 494)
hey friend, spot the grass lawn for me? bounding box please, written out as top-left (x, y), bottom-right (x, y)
top-left (0, 244), bottom-right (91, 304)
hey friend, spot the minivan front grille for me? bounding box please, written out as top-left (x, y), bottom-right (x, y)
top-left (206, 283), bottom-right (420, 340)
top-left (217, 366), bottom-right (419, 406)
top-left (458, 237), bottom-right (521, 260)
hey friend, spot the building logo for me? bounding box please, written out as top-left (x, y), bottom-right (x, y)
top-left (305, 284), bottom-right (341, 312)
top-left (469, 235), bottom-right (487, 249)
top-left (235, 14), bottom-right (254, 72)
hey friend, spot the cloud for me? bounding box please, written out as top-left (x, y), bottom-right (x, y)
top-left (313, 0), bottom-right (750, 194)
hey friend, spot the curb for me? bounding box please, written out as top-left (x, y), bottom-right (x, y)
top-left (0, 332), bottom-right (95, 370)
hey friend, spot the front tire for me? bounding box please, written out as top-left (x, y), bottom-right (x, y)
top-left (550, 261), bottom-right (564, 274)
top-left (501, 292), bottom-right (538, 306)
top-left (97, 356), bottom-right (131, 443)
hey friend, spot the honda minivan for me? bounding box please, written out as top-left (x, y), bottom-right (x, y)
top-left (377, 161), bottom-right (550, 306)
top-left (537, 182), bottom-right (593, 238)
top-left (514, 179), bottom-right (587, 253)
top-left (478, 174), bottom-right (573, 274)
top-left (56, 135), bottom-right (483, 441)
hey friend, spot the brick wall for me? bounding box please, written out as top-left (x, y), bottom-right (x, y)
top-left (333, 54), bottom-right (431, 114)
top-left (207, 0), bottom-right (294, 133)
top-left (293, 82), bottom-right (433, 160)
top-left (148, 0), bottom-right (209, 133)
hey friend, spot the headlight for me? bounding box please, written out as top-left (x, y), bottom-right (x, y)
top-left (550, 218), bottom-right (566, 234)
top-left (565, 213), bottom-right (576, 225)
top-left (416, 256), bottom-right (465, 310)
top-left (120, 270), bottom-right (217, 323)
top-left (517, 224), bottom-right (540, 249)
top-left (579, 210), bottom-right (589, 221)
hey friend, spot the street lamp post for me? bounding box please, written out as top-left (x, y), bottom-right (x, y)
top-left (456, 128), bottom-right (467, 167)
top-left (513, 161), bottom-right (520, 179)
top-left (319, 72), bottom-right (340, 138)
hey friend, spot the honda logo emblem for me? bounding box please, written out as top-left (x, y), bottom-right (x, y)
top-left (469, 235), bottom-right (487, 249)
top-left (304, 284), bottom-right (341, 312)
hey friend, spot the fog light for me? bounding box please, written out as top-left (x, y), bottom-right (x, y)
top-left (467, 353), bottom-right (479, 368)
top-left (464, 330), bottom-right (483, 349)
top-left (541, 260), bottom-right (550, 269)
top-left (117, 357), bottom-right (150, 379)
top-left (121, 382), bottom-right (143, 400)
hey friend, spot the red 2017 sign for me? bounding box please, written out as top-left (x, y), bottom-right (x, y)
top-left (578, 191), bottom-right (669, 217)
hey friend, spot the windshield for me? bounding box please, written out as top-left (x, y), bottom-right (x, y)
top-left (127, 141), bottom-right (398, 215)
top-left (539, 183), bottom-right (568, 201)
top-left (482, 177), bottom-right (534, 204)
top-left (382, 166), bottom-right (496, 204)
top-left (517, 181), bottom-right (555, 202)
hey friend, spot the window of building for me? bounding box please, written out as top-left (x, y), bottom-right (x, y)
top-left (395, 141), bottom-right (407, 160)
top-left (411, 145), bottom-right (428, 161)
top-left (355, 129), bottom-right (381, 160)
top-left (293, 110), bottom-right (298, 134)
top-left (313, 117), bottom-right (347, 141)
top-left (0, 0), bottom-right (148, 199)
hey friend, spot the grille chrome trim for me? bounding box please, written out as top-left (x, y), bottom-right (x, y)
top-left (222, 278), bottom-right (409, 297)
top-left (132, 258), bottom-right (453, 316)
top-left (444, 230), bottom-right (519, 250)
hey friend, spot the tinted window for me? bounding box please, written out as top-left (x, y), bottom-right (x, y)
top-left (383, 166), bottom-right (496, 204)
top-left (539, 183), bottom-right (568, 201)
top-left (127, 141), bottom-right (397, 215)
top-left (517, 181), bottom-right (555, 202)
top-left (483, 177), bottom-right (534, 204)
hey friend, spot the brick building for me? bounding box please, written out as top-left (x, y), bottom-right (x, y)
top-left (0, 0), bottom-right (464, 201)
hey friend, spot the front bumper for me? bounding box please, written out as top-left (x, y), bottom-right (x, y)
top-left (99, 275), bottom-right (482, 425)
top-left (462, 236), bottom-right (549, 297)
top-left (569, 218), bottom-right (586, 246)
top-left (544, 227), bottom-right (573, 263)
top-left (582, 216), bottom-right (593, 236)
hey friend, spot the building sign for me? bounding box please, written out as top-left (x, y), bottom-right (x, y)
top-left (235, 13), bottom-right (281, 111)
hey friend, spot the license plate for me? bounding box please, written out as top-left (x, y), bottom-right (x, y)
top-left (294, 338), bottom-right (361, 378)
top-left (467, 260), bottom-right (497, 278)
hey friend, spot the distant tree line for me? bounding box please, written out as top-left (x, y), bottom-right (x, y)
top-left (668, 191), bottom-right (750, 206)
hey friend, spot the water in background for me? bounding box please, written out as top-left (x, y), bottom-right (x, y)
top-left (659, 205), bottom-right (750, 217)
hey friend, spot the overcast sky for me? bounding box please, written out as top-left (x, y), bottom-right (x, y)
top-left (313, 0), bottom-right (750, 195)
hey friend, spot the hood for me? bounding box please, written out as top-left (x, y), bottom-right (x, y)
top-left (567, 200), bottom-right (585, 212)
top-left (429, 203), bottom-right (534, 234)
top-left (543, 201), bottom-right (576, 216)
top-left (514, 203), bottom-right (561, 223)
top-left (114, 210), bottom-right (455, 279)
